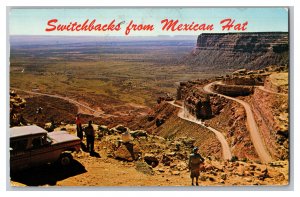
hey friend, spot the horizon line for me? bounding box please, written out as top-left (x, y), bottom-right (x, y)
top-left (9, 31), bottom-right (289, 37)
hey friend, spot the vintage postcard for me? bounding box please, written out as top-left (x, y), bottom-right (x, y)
top-left (9, 7), bottom-right (289, 187)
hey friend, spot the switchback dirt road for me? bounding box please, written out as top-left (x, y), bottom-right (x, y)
top-left (168, 101), bottom-right (232, 161)
top-left (203, 82), bottom-right (272, 163)
top-left (11, 88), bottom-right (105, 117)
top-left (258, 86), bottom-right (288, 96)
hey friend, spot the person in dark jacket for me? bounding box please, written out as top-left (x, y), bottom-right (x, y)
top-left (84, 120), bottom-right (95, 154)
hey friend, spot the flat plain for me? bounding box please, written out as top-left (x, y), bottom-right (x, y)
top-left (10, 36), bottom-right (224, 125)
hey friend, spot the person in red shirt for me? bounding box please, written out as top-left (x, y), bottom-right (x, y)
top-left (75, 114), bottom-right (83, 140)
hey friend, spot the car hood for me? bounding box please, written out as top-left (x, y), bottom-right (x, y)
top-left (48, 131), bottom-right (80, 144)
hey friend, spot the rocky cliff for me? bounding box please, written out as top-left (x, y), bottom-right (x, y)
top-left (185, 32), bottom-right (288, 70)
top-left (212, 84), bottom-right (254, 97)
top-left (250, 73), bottom-right (289, 160)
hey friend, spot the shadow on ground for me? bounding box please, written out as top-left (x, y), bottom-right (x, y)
top-left (10, 160), bottom-right (87, 186)
top-left (81, 142), bottom-right (101, 158)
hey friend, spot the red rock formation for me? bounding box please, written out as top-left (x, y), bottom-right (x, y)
top-left (212, 84), bottom-right (254, 96)
top-left (185, 32), bottom-right (288, 70)
top-left (250, 87), bottom-right (288, 160)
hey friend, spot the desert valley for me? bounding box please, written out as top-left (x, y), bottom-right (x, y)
top-left (10, 32), bottom-right (289, 187)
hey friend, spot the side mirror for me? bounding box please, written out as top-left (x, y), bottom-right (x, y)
top-left (46, 137), bottom-right (52, 146)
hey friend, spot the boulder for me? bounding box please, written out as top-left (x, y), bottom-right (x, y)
top-left (244, 171), bottom-right (253, 176)
top-left (170, 163), bottom-right (177, 169)
top-left (144, 153), bottom-right (159, 168)
top-left (258, 171), bottom-right (270, 181)
top-left (114, 143), bottom-right (141, 162)
top-left (212, 162), bottom-right (224, 172)
top-left (135, 161), bottom-right (154, 175)
top-left (235, 165), bottom-right (245, 176)
top-left (274, 172), bottom-right (285, 182)
top-left (171, 171), bottom-right (180, 176)
top-left (208, 176), bottom-right (216, 182)
top-left (227, 167), bottom-right (234, 172)
top-left (130, 130), bottom-right (148, 138)
top-left (165, 152), bottom-right (176, 157)
top-left (176, 161), bottom-right (188, 171)
top-left (221, 173), bottom-right (227, 180)
top-left (249, 164), bottom-right (257, 171)
top-left (98, 125), bottom-right (109, 135)
top-left (269, 161), bottom-right (284, 168)
top-left (210, 170), bottom-right (217, 176)
top-left (109, 128), bottom-right (118, 135)
top-left (161, 155), bottom-right (172, 166)
top-left (115, 125), bottom-right (128, 133)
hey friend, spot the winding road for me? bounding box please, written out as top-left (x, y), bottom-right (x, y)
top-left (168, 101), bottom-right (232, 160)
top-left (11, 88), bottom-right (105, 117)
top-left (257, 86), bottom-right (288, 96)
top-left (203, 82), bottom-right (273, 163)
top-left (12, 83), bottom-right (276, 163)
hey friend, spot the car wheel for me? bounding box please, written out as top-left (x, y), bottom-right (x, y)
top-left (59, 153), bottom-right (72, 166)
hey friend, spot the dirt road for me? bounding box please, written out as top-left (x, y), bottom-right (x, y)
top-left (168, 101), bottom-right (232, 161)
top-left (203, 82), bottom-right (272, 163)
top-left (11, 88), bottom-right (105, 117)
top-left (257, 86), bottom-right (288, 96)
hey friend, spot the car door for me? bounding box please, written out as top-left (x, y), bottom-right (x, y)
top-left (10, 138), bottom-right (31, 171)
top-left (29, 134), bottom-right (54, 167)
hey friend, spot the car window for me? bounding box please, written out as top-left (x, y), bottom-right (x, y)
top-left (31, 137), bottom-right (44, 149)
top-left (10, 139), bottom-right (28, 151)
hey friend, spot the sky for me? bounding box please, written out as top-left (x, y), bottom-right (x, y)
top-left (9, 8), bottom-right (289, 36)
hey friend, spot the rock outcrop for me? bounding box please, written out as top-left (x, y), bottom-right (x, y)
top-left (264, 72), bottom-right (288, 94)
top-left (223, 75), bottom-right (265, 86)
top-left (212, 84), bottom-right (254, 96)
top-left (176, 79), bottom-right (228, 117)
top-left (114, 143), bottom-right (141, 162)
top-left (250, 73), bottom-right (289, 160)
top-left (184, 91), bottom-right (212, 119)
top-left (185, 32), bottom-right (288, 70)
top-left (10, 90), bottom-right (27, 127)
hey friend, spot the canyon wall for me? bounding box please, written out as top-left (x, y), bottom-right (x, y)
top-left (185, 32), bottom-right (288, 70)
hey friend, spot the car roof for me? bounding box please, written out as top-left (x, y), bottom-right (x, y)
top-left (10, 125), bottom-right (47, 138)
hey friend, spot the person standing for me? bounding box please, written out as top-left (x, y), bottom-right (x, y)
top-left (85, 120), bottom-right (95, 154)
top-left (75, 114), bottom-right (83, 140)
top-left (188, 147), bottom-right (205, 186)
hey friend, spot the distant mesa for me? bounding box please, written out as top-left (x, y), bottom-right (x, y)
top-left (185, 32), bottom-right (288, 70)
